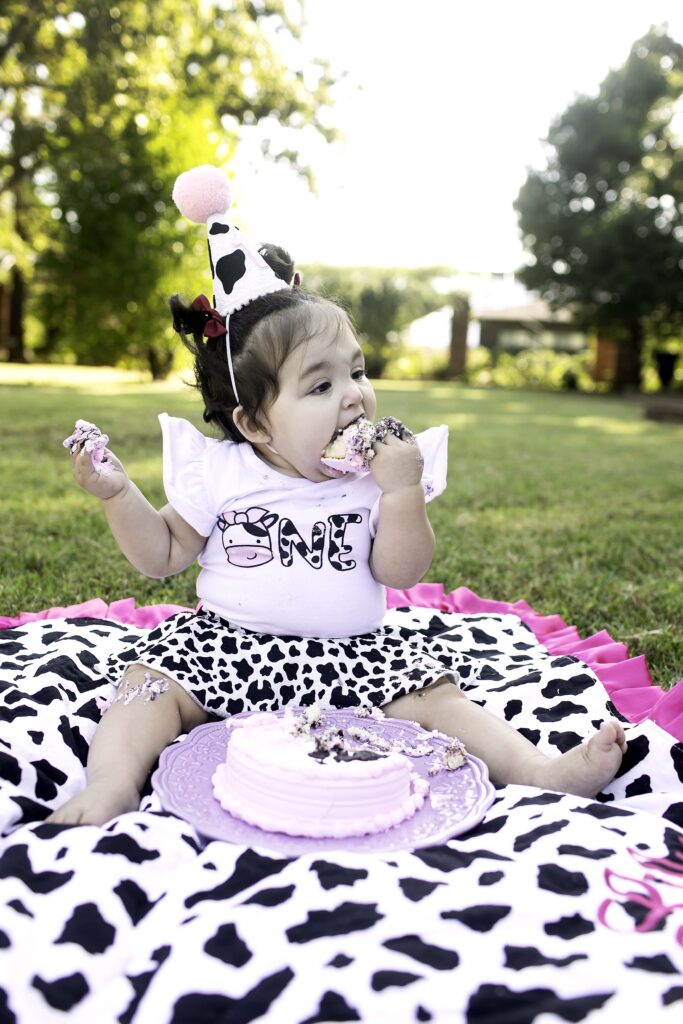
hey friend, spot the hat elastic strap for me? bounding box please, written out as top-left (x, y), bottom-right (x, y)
top-left (225, 314), bottom-right (239, 404)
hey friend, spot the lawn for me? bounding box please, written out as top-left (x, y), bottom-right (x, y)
top-left (1, 365), bottom-right (681, 689)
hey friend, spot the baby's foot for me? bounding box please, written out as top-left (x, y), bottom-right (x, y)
top-left (46, 780), bottom-right (141, 827)
top-left (530, 720), bottom-right (627, 798)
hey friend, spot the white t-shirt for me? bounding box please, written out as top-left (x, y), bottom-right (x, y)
top-left (159, 414), bottom-right (449, 638)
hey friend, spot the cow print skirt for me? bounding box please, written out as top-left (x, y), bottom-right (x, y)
top-left (104, 609), bottom-right (476, 716)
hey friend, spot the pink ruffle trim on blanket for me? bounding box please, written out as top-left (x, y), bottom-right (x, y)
top-left (1, 585), bottom-right (681, 743)
top-left (0, 597), bottom-right (189, 631)
top-left (387, 584), bottom-right (683, 743)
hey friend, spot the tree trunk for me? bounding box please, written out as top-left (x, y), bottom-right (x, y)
top-left (612, 321), bottom-right (643, 392)
top-left (40, 324), bottom-right (61, 358)
top-left (147, 344), bottom-right (174, 381)
top-left (6, 265), bottom-right (27, 363)
top-left (653, 350), bottom-right (677, 389)
top-left (7, 119), bottom-right (28, 362)
top-left (448, 296), bottom-right (469, 378)
top-left (593, 335), bottom-right (616, 383)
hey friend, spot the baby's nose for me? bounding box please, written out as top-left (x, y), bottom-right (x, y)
top-left (343, 379), bottom-right (364, 406)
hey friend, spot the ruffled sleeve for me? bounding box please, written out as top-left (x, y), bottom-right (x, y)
top-left (416, 424), bottom-right (449, 503)
top-left (158, 414), bottom-right (217, 537)
top-left (369, 424), bottom-right (449, 536)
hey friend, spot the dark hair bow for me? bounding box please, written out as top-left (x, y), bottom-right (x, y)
top-left (190, 294), bottom-right (227, 338)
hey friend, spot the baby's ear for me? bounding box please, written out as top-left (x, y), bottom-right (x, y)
top-left (232, 405), bottom-right (270, 444)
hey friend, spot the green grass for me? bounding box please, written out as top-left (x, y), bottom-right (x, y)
top-left (1, 366), bottom-right (681, 689)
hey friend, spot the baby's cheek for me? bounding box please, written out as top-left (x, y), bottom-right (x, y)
top-left (363, 388), bottom-right (377, 420)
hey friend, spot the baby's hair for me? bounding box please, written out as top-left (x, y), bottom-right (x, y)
top-left (170, 285), bottom-right (349, 443)
top-left (257, 243), bottom-right (296, 285)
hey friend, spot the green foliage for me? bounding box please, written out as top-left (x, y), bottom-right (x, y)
top-left (383, 344), bottom-right (600, 392)
top-left (463, 337), bottom-right (683, 394)
top-left (467, 347), bottom-right (597, 392)
top-left (301, 265), bottom-right (447, 376)
top-left (0, 1), bottom-right (334, 375)
top-left (384, 344), bottom-right (450, 381)
top-left (515, 27), bottom-right (683, 391)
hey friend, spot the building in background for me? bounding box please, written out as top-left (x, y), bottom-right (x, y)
top-left (407, 270), bottom-right (592, 370)
top-left (475, 298), bottom-right (587, 355)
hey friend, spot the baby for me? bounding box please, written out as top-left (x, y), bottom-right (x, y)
top-left (50, 166), bottom-right (625, 825)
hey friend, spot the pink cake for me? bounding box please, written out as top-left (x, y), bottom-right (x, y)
top-left (211, 712), bottom-right (429, 839)
top-left (321, 416), bottom-right (414, 474)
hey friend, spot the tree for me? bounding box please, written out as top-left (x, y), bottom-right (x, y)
top-left (448, 294), bottom-right (469, 378)
top-left (515, 27), bottom-right (683, 391)
top-left (302, 265), bottom-right (447, 376)
top-left (0, 1), bottom-right (335, 375)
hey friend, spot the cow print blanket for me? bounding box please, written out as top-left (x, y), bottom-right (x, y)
top-left (1, 607), bottom-right (682, 1023)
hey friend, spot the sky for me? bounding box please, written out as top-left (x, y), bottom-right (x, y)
top-left (230, 0), bottom-right (683, 274)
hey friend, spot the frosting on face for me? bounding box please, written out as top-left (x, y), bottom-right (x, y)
top-left (321, 417), bottom-right (377, 472)
top-left (321, 416), bottom-right (415, 474)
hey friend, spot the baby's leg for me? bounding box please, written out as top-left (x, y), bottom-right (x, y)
top-left (48, 665), bottom-right (210, 826)
top-left (383, 679), bottom-right (626, 797)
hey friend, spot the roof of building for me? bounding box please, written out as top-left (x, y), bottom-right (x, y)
top-left (474, 299), bottom-right (575, 325)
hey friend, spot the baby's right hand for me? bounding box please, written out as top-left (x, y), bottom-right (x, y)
top-left (72, 445), bottom-right (129, 501)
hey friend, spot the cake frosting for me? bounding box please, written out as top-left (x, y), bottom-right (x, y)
top-left (212, 711), bottom-right (430, 838)
top-left (63, 419), bottom-right (113, 474)
top-left (321, 416), bottom-right (415, 474)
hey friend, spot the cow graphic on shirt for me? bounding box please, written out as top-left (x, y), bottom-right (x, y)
top-left (217, 507), bottom-right (278, 566)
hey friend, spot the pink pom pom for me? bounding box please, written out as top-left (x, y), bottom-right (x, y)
top-left (172, 165), bottom-right (231, 223)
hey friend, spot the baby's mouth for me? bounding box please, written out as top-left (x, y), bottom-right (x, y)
top-left (326, 415), bottom-right (363, 447)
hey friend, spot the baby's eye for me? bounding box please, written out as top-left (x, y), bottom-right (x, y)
top-left (352, 367), bottom-right (366, 381)
top-left (311, 381), bottom-right (332, 395)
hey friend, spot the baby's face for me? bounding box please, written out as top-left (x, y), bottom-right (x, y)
top-left (256, 309), bottom-right (376, 481)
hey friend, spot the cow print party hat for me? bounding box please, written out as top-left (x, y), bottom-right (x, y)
top-left (172, 165), bottom-right (289, 317)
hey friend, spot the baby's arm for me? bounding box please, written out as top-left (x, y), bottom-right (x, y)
top-left (72, 445), bottom-right (207, 577)
top-left (369, 435), bottom-right (435, 589)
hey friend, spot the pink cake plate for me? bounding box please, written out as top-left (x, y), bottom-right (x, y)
top-left (152, 709), bottom-right (496, 855)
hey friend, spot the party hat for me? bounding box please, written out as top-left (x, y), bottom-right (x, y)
top-left (172, 165), bottom-right (289, 316)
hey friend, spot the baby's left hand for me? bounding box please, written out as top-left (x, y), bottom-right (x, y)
top-left (369, 433), bottom-right (424, 494)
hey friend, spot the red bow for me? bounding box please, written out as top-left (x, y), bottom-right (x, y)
top-left (190, 294), bottom-right (227, 338)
